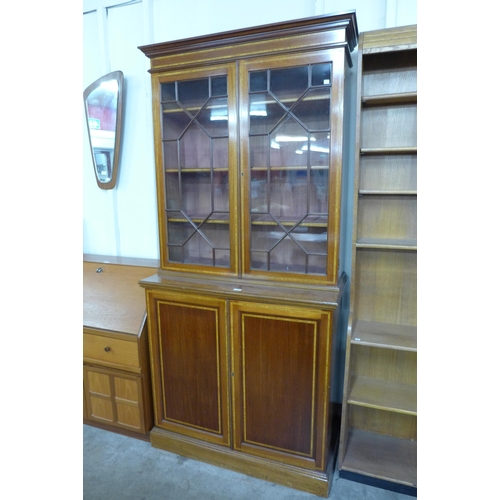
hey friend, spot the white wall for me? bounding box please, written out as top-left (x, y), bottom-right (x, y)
top-left (83, 0), bottom-right (417, 259)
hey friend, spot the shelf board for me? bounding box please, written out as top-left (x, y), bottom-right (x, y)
top-left (360, 147), bottom-right (417, 156)
top-left (250, 213), bottom-right (328, 228)
top-left (250, 165), bottom-right (328, 172)
top-left (341, 428), bottom-right (417, 487)
top-left (348, 376), bottom-right (416, 415)
top-left (249, 261), bottom-right (326, 276)
top-left (359, 190), bottom-right (416, 196)
top-left (351, 320), bottom-right (417, 351)
top-left (165, 168), bottom-right (229, 173)
top-left (362, 92), bottom-right (417, 106)
top-left (356, 238), bottom-right (417, 251)
top-left (167, 215), bottom-right (230, 224)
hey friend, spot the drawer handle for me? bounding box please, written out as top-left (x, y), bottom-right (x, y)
top-left (104, 346), bottom-right (111, 352)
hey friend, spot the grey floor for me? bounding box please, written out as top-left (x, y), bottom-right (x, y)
top-left (83, 425), bottom-right (415, 499)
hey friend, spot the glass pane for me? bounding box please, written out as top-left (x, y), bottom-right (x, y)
top-left (309, 132), bottom-right (330, 167)
top-left (166, 217), bottom-right (230, 268)
top-left (213, 171), bottom-right (229, 212)
top-left (309, 168), bottom-right (329, 214)
top-left (249, 94), bottom-right (284, 135)
top-left (269, 236), bottom-right (306, 272)
top-left (161, 82), bottom-right (176, 101)
top-left (165, 172), bottom-right (180, 209)
top-left (270, 67), bottom-right (308, 105)
top-left (177, 79), bottom-right (209, 112)
top-left (293, 88), bottom-right (331, 130)
top-left (163, 141), bottom-right (178, 169)
top-left (162, 102), bottom-right (191, 141)
top-left (250, 71), bottom-right (267, 92)
top-left (197, 97), bottom-right (228, 136)
top-left (213, 137), bottom-right (229, 169)
top-left (250, 171), bottom-right (267, 212)
top-left (248, 63), bottom-right (332, 276)
top-left (180, 123), bottom-right (210, 169)
top-left (250, 136), bottom-right (268, 169)
top-left (180, 171), bottom-right (212, 216)
top-left (211, 76), bottom-right (227, 96)
top-left (269, 170), bottom-right (307, 219)
top-left (270, 117), bottom-right (309, 168)
top-left (311, 63), bottom-right (331, 86)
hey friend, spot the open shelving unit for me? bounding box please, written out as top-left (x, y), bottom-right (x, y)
top-left (338, 25), bottom-right (417, 496)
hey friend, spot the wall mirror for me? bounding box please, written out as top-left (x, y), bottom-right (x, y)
top-left (84, 70), bottom-right (124, 189)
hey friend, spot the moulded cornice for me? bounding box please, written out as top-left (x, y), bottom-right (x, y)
top-left (138, 11), bottom-right (359, 60)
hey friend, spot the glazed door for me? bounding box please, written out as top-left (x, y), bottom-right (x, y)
top-left (230, 301), bottom-right (333, 470)
top-left (147, 291), bottom-right (231, 447)
top-left (153, 64), bottom-right (239, 275)
top-left (239, 49), bottom-right (347, 284)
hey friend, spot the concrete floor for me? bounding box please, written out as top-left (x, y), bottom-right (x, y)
top-left (83, 425), bottom-right (415, 499)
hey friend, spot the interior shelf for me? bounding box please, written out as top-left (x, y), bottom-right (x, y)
top-left (361, 147), bottom-right (416, 156)
top-left (351, 320), bottom-right (416, 351)
top-left (356, 238), bottom-right (417, 250)
top-left (168, 215), bottom-right (230, 224)
top-left (348, 376), bottom-right (416, 415)
top-left (250, 215), bottom-right (328, 227)
top-left (250, 165), bottom-right (329, 171)
top-left (165, 168), bottom-right (229, 173)
top-left (342, 428), bottom-right (417, 487)
top-left (359, 190), bottom-right (416, 196)
top-left (362, 92), bottom-right (417, 106)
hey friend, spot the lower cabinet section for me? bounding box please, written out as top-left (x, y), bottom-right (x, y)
top-left (143, 284), bottom-right (343, 497)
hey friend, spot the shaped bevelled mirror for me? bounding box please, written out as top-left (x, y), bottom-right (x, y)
top-left (84, 71), bottom-right (124, 189)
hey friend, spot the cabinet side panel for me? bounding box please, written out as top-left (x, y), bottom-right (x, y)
top-left (158, 302), bottom-right (222, 434)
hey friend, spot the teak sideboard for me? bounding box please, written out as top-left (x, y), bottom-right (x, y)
top-left (138, 12), bottom-right (358, 497)
top-left (83, 255), bottom-right (157, 439)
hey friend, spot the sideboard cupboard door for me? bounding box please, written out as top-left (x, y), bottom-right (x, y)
top-left (83, 365), bottom-right (146, 433)
top-left (230, 301), bottom-right (333, 470)
top-left (147, 291), bottom-right (230, 447)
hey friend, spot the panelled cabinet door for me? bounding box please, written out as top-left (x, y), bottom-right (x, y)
top-left (240, 49), bottom-right (347, 285)
top-left (83, 366), bottom-right (145, 433)
top-left (230, 301), bottom-right (333, 470)
top-left (153, 64), bottom-right (239, 275)
top-left (147, 291), bottom-right (231, 447)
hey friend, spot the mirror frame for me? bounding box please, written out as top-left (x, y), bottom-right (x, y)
top-left (83, 70), bottom-right (124, 190)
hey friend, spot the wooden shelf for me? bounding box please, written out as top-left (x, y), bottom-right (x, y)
top-left (348, 376), bottom-right (416, 415)
top-left (251, 215), bottom-right (328, 228)
top-left (362, 92), bottom-right (417, 106)
top-left (165, 168), bottom-right (229, 173)
top-left (356, 238), bottom-right (417, 250)
top-left (250, 165), bottom-right (329, 172)
top-left (167, 215), bottom-right (230, 224)
top-left (351, 320), bottom-right (416, 351)
top-left (360, 147), bottom-right (416, 156)
top-left (359, 190), bottom-right (416, 196)
top-left (342, 428), bottom-right (417, 487)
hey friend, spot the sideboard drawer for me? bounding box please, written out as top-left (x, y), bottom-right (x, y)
top-left (83, 333), bottom-right (140, 370)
